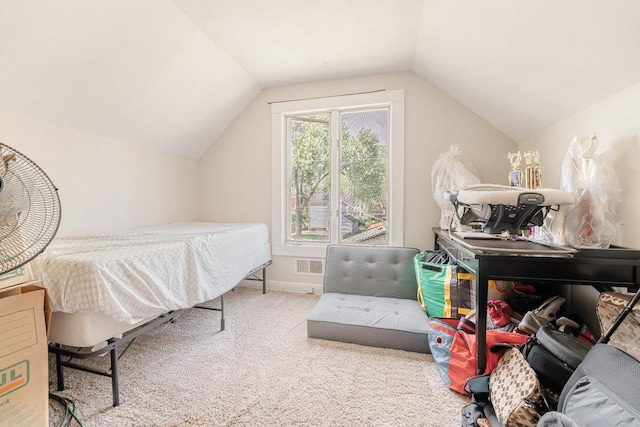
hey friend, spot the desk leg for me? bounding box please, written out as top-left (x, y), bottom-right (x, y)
top-left (476, 263), bottom-right (489, 375)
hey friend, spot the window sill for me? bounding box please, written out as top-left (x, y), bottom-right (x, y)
top-left (272, 243), bottom-right (329, 258)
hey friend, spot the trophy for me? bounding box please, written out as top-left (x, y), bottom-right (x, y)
top-left (523, 151), bottom-right (534, 189)
top-left (533, 150), bottom-right (542, 188)
top-left (507, 151), bottom-right (522, 187)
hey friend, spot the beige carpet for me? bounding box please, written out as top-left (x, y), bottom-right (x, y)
top-left (48, 288), bottom-right (469, 426)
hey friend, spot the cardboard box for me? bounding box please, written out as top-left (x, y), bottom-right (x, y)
top-left (0, 263), bottom-right (34, 292)
top-left (0, 283), bottom-right (50, 427)
top-left (0, 222), bottom-right (35, 293)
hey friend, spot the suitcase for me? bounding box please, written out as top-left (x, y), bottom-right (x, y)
top-left (522, 325), bottom-right (591, 398)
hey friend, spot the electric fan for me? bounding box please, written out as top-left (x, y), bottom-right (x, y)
top-left (0, 143), bottom-right (61, 275)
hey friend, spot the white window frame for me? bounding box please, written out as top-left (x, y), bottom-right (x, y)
top-left (271, 89), bottom-right (405, 258)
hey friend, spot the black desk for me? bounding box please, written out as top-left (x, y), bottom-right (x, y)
top-left (433, 228), bottom-right (640, 374)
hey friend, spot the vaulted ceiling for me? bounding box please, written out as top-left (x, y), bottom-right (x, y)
top-left (1, 1), bottom-right (639, 158)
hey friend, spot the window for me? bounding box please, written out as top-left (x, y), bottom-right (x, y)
top-left (271, 90), bottom-right (404, 257)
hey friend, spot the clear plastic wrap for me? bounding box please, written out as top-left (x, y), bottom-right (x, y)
top-left (561, 133), bottom-right (623, 248)
top-left (431, 145), bottom-right (480, 229)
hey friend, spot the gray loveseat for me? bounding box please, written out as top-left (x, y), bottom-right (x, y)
top-left (306, 244), bottom-right (431, 353)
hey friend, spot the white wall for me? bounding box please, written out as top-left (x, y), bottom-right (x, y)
top-left (0, 112), bottom-right (200, 236)
top-left (200, 71), bottom-right (517, 292)
top-left (520, 81), bottom-right (640, 333)
top-left (520, 81), bottom-right (640, 247)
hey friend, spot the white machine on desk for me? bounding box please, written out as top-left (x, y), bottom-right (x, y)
top-left (447, 184), bottom-right (575, 236)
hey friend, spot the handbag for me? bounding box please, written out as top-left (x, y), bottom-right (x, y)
top-left (428, 317), bottom-right (527, 395)
top-left (596, 291), bottom-right (640, 362)
top-left (490, 347), bottom-right (547, 426)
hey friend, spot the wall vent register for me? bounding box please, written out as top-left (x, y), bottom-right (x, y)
top-left (295, 259), bottom-right (324, 275)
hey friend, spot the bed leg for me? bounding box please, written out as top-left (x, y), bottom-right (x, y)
top-left (109, 339), bottom-right (120, 407)
top-left (262, 267), bottom-right (267, 294)
top-left (55, 344), bottom-right (65, 391)
top-left (220, 295), bottom-right (225, 331)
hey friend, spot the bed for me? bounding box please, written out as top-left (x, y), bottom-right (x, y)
top-left (33, 222), bottom-right (271, 406)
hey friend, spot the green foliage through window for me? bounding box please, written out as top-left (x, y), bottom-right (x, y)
top-left (288, 108), bottom-right (389, 244)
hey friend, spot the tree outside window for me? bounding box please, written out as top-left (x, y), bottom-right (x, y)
top-left (288, 108), bottom-right (389, 245)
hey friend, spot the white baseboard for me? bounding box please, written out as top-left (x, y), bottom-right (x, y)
top-left (237, 279), bottom-right (322, 295)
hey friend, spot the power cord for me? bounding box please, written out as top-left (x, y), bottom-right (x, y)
top-left (49, 393), bottom-right (84, 427)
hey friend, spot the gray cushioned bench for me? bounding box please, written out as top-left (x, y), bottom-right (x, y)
top-left (306, 244), bottom-right (431, 353)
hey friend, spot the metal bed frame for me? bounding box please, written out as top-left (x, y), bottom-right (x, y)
top-left (243, 261), bottom-right (270, 294)
top-left (48, 261), bottom-right (271, 407)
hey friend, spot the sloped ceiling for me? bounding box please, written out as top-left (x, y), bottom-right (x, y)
top-left (1, 1), bottom-right (639, 158)
top-left (0, 1), bottom-right (261, 158)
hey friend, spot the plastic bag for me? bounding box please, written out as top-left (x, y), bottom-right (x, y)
top-left (560, 133), bottom-right (623, 248)
top-left (432, 145), bottom-right (480, 229)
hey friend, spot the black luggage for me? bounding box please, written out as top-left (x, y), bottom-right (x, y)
top-left (522, 326), bottom-right (591, 398)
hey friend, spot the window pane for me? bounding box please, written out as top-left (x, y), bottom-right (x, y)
top-left (339, 109), bottom-right (389, 245)
top-left (287, 114), bottom-right (331, 243)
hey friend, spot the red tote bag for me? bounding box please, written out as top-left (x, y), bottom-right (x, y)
top-left (429, 317), bottom-right (527, 395)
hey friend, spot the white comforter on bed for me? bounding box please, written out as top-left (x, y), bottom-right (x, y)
top-left (33, 222), bottom-right (270, 324)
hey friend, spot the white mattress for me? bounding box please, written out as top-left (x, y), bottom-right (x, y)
top-left (33, 222), bottom-right (271, 335)
top-left (48, 311), bottom-right (155, 348)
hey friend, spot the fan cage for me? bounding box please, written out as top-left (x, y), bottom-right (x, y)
top-left (0, 143), bottom-right (61, 276)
